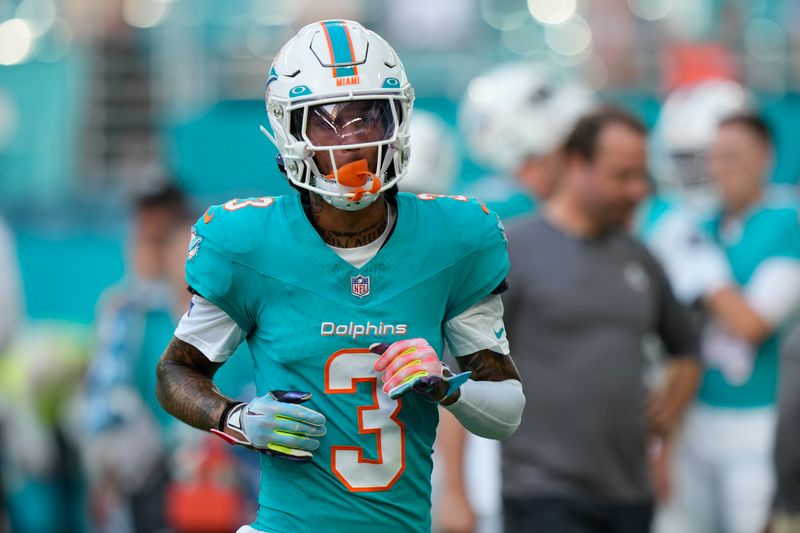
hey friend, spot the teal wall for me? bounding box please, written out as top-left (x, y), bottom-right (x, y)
top-left (0, 54), bottom-right (88, 202)
top-left (16, 227), bottom-right (125, 324)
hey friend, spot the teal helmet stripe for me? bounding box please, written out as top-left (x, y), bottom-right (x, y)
top-left (335, 65), bottom-right (356, 77)
top-left (323, 20), bottom-right (357, 77)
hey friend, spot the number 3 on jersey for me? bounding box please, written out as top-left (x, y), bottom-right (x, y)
top-left (324, 349), bottom-right (406, 492)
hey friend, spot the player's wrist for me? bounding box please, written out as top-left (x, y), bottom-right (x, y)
top-left (436, 367), bottom-right (471, 404)
top-left (211, 391), bottom-right (326, 461)
top-left (438, 388), bottom-right (461, 406)
top-left (211, 401), bottom-right (252, 447)
top-left (217, 400), bottom-right (244, 431)
top-left (702, 277), bottom-right (733, 300)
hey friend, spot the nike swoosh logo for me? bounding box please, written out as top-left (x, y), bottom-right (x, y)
top-left (203, 209), bottom-right (214, 224)
top-left (494, 327), bottom-right (505, 339)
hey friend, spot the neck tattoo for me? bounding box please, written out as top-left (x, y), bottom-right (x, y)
top-left (317, 216), bottom-right (387, 248)
top-left (308, 196), bottom-right (388, 248)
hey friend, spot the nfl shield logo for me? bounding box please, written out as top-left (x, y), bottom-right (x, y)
top-left (351, 274), bottom-right (370, 298)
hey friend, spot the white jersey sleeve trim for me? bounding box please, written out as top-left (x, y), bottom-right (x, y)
top-left (444, 294), bottom-right (510, 357)
top-left (745, 258), bottom-right (800, 328)
top-left (174, 295), bottom-right (246, 363)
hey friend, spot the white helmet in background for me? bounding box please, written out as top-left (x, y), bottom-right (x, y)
top-left (262, 20), bottom-right (415, 211)
top-left (459, 62), bottom-right (596, 176)
top-left (651, 79), bottom-right (753, 203)
top-left (399, 111), bottom-right (459, 195)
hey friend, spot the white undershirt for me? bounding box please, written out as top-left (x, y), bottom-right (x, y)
top-left (175, 202), bottom-right (509, 362)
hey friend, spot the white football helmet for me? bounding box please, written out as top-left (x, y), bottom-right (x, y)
top-left (459, 62), bottom-right (596, 176)
top-left (399, 110), bottom-right (459, 195)
top-left (261, 20), bottom-right (415, 211)
top-left (651, 79), bottom-right (753, 203)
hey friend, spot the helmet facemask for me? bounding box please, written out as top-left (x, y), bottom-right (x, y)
top-left (265, 94), bottom-right (411, 211)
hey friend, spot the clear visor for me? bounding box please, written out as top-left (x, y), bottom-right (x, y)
top-left (291, 99), bottom-right (398, 149)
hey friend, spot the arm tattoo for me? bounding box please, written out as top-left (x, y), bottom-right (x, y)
top-left (156, 337), bottom-right (234, 431)
top-left (456, 349), bottom-right (522, 382)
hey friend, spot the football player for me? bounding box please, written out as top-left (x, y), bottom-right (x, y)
top-left (637, 80), bottom-right (751, 512)
top-left (156, 20), bottom-right (525, 533)
top-left (655, 113), bottom-right (800, 533)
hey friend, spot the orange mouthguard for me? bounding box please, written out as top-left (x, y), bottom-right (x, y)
top-left (326, 159), bottom-right (382, 202)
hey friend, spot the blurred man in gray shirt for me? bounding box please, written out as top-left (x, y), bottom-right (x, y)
top-left (502, 108), bottom-right (701, 532)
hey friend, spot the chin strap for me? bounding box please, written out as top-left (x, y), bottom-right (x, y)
top-left (325, 159), bottom-right (382, 202)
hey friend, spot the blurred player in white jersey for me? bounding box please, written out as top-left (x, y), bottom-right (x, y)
top-left (641, 79), bottom-right (770, 532)
top-left (637, 83), bottom-right (751, 508)
top-left (459, 62), bottom-right (596, 220)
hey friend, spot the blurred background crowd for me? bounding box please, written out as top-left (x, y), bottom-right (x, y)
top-left (2, 0), bottom-right (800, 532)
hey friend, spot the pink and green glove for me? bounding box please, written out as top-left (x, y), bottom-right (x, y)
top-left (371, 339), bottom-right (471, 402)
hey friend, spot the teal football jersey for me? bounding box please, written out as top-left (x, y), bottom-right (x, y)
top-left (185, 192), bottom-right (508, 533)
top-left (699, 202), bottom-right (800, 408)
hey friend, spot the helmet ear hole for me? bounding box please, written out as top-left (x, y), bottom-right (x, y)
top-left (276, 154), bottom-right (286, 175)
